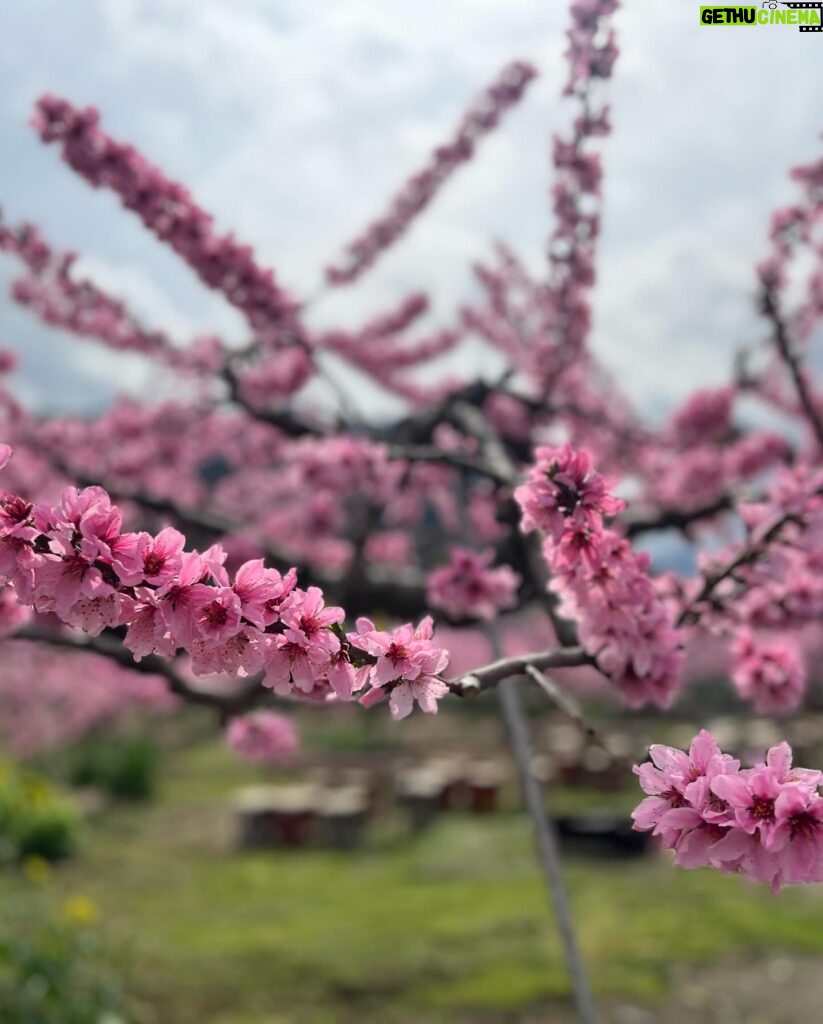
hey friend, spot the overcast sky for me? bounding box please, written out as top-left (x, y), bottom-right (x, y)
top-left (1, 0), bottom-right (821, 421)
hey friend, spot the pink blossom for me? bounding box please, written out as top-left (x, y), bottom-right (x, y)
top-left (324, 649), bottom-right (368, 701)
top-left (350, 615), bottom-right (448, 685)
top-left (155, 550), bottom-right (212, 649)
top-left (731, 631), bottom-right (806, 714)
top-left (633, 732), bottom-right (823, 890)
top-left (765, 741), bottom-right (822, 789)
top-left (387, 676), bottom-right (450, 721)
top-left (225, 710), bottom-right (299, 764)
top-left (632, 729), bottom-right (738, 834)
top-left (518, 445), bottom-right (683, 708)
top-left (280, 586), bottom-right (344, 637)
top-left (124, 593), bottom-right (176, 661)
top-left (64, 591), bottom-right (136, 637)
top-left (190, 626), bottom-right (270, 677)
top-left (0, 583), bottom-right (31, 637)
top-left (711, 766), bottom-right (788, 847)
top-left (263, 591), bottom-right (342, 696)
top-left (669, 386), bottom-right (735, 446)
top-left (231, 560), bottom-right (297, 629)
top-left (516, 444), bottom-right (626, 541)
top-left (0, 491), bottom-right (36, 541)
top-left (769, 788), bottom-right (823, 885)
top-left (0, 450), bottom-right (453, 706)
top-left (33, 547), bottom-right (114, 620)
top-left (426, 548), bottom-right (520, 621)
top-left (351, 615), bottom-right (450, 719)
top-left (110, 527), bottom-right (185, 587)
top-left (193, 587), bottom-right (243, 645)
top-left (263, 635), bottom-right (330, 695)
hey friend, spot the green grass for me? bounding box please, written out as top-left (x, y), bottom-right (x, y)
top-left (4, 736), bottom-right (823, 1024)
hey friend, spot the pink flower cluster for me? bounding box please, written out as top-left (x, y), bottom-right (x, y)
top-left (33, 95), bottom-right (298, 342)
top-left (687, 462), bottom-right (823, 635)
top-left (516, 444), bottom-right (625, 539)
top-left (516, 444), bottom-right (684, 707)
top-left (235, 346), bottom-right (315, 408)
top-left (0, 444), bottom-right (451, 719)
top-left (564, 0), bottom-right (620, 95)
top-left (639, 430), bottom-right (790, 514)
top-left (427, 548), bottom-right (521, 621)
top-left (0, 636), bottom-right (176, 757)
top-left (669, 386), bottom-right (735, 447)
top-left (325, 61), bottom-right (537, 286)
top-left (477, 0), bottom-right (619, 406)
top-left (730, 631), bottom-right (806, 715)
top-left (318, 321), bottom-right (461, 401)
top-left (225, 710), bottom-right (298, 764)
top-left (462, 6), bottom-right (620, 408)
top-left (355, 615), bottom-right (449, 721)
top-left (633, 730), bottom-right (823, 891)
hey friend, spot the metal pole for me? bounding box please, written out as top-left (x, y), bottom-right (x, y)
top-left (498, 677), bottom-right (598, 1024)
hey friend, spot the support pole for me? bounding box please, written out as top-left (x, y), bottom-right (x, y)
top-left (497, 677), bottom-right (598, 1024)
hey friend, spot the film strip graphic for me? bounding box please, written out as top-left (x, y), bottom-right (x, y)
top-left (782, 1), bottom-right (823, 30)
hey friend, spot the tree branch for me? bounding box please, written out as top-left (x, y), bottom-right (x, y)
top-left (762, 285), bottom-right (823, 449)
top-left (624, 494), bottom-right (733, 538)
top-left (28, 443), bottom-right (436, 620)
top-left (449, 645), bottom-right (594, 696)
top-left (14, 624), bottom-right (266, 716)
top-left (676, 500), bottom-right (814, 627)
top-left (220, 362), bottom-right (324, 438)
top-left (386, 442), bottom-right (512, 485)
top-left (525, 664), bottom-right (611, 753)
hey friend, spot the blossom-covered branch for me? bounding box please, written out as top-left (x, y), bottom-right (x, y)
top-left (325, 61), bottom-right (537, 286)
top-left (515, 444), bottom-right (684, 707)
top-left (33, 95), bottom-right (300, 346)
top-left (0, 443), bottom-right (453, 718)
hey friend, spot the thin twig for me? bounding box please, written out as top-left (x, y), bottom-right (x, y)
top-left (525, 664), bottom-right (611, 754)
top-left (676, 503), bottom-right (809, 627)
top-left (763, 285), bottom-right (823, 448)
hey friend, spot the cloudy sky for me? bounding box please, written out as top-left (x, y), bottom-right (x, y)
top-left (0, 0), bottom-right (821, 421)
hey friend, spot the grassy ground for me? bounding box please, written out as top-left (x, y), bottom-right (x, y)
top-left (4, 731), bottom-right (823, 1024)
